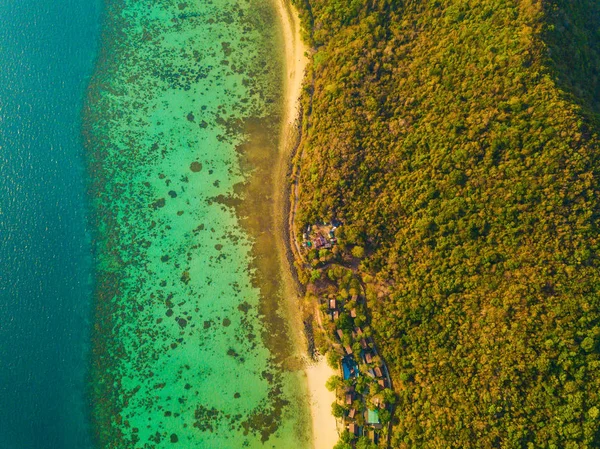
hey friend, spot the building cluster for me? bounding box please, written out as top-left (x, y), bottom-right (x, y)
top-left (302, 222), bottom-right (338, 250)
top-left (323, 294), bottom-right (391, 446)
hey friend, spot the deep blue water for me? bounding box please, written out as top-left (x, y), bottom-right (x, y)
top-left (0, 0), bottom-right (101, 448)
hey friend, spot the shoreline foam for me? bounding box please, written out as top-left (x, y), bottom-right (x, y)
top-left (273, 2), bottom-right (339, 448)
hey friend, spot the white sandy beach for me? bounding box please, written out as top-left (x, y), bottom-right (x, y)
top-left (274, 2), bottom-right (339, 448)
top-left (305, 356), bottom-right (339, 449)
top-left (276, 0), bottom-right (307, 127)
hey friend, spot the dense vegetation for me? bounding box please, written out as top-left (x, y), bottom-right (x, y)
top-left (291, 0), bottom-right (600, 447)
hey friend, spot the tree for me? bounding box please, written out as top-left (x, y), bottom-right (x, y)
top-left (326, 350), bottom-right (341, 370)
top-left (351, 246), bottom-right (365, 259)
top-left (332, 402), bottom-right (346, 419)
top-left (326, 375), bottom-right (342, 392)
top-left (356, 437), bottom-right (378, 449)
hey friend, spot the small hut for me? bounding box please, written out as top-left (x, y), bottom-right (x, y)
top-left (345, 393), bottom-right (354, 405)
top-left (348, 423), bottom-right (358, 436)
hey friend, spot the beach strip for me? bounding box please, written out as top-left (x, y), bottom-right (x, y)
top-left (274, 2), bottom-right (339, 448)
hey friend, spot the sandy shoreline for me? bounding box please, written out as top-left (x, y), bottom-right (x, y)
top-left (273, 2), bottom-right (339, 449)
top-left (304, 355), bottom-right (339, 449)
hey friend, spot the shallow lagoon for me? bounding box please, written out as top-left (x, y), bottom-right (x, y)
top-left (85, 0), bottom-right (310, 447)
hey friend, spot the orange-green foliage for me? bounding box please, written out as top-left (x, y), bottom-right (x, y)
top-left (293, 0), bottom-right (600, 447)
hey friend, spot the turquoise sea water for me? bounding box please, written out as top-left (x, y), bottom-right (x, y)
top-left (85, 0), bottom-right (311, 447)
top-left (0, 0), bottom-right (101, 448)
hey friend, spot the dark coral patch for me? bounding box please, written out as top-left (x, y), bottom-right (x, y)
top-left (190, 161), bottom-right (202, 172)
top-left (237, 301), bottom-right (251, 313)
top-left (151, 198), bottom-right (166, 209)
top-left (181, 271), bottom-right (190, 284)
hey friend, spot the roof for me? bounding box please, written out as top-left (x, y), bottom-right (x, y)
top-left (367, 409), bottom-right (380, 425)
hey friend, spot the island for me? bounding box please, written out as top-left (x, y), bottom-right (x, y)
top-left (289, 0), bottom-right (600, 448)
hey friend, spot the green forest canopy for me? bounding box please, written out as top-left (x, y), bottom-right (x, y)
top-left (292, 0), bottom-right (600, 447)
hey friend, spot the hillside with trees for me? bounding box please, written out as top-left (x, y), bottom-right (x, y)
top-left (290, 0), bottom-right (600, 447)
